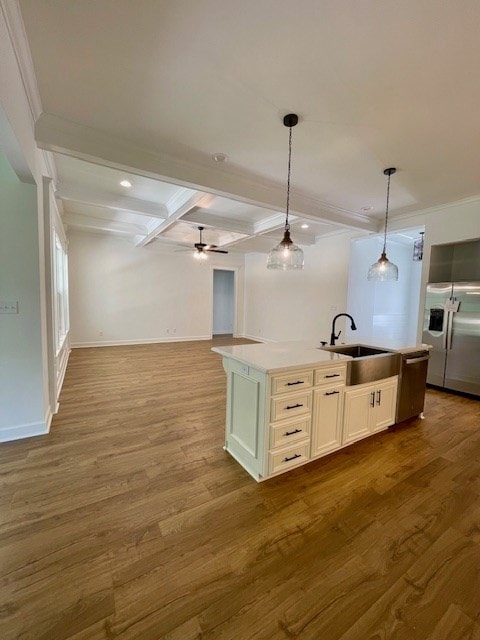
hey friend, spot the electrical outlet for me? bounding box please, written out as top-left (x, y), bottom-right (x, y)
top-left (0, 301), bottom-right (19, 314)
top-left (173, 328), bottom-right (176, 334)
top-left (99, 331), bottom-right (103, 336)
top-left (166, 328), bottom-right (170, 334)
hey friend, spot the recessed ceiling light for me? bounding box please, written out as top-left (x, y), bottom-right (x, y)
top-left (212, 153), bottom-right (228, 163)
top-left (120, 179), bottom-right (132, 188)
top-left (301, 223), bottom-right (309, 229)
top-left (361, 206), bottom-right (373, 212)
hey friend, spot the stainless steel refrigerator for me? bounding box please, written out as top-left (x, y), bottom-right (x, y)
top-left (422, 282), bottom-right (480, 396)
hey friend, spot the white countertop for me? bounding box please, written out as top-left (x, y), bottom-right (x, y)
top-left (212, 339), bottom-right (432, 374)
top-left (212, 341), bottom-right (349, 373)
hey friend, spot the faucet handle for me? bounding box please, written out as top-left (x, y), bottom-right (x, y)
top-left (320, 341), bottom-right (328, 346)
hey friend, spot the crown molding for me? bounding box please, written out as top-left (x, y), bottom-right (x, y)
top-left (392, 194), bottom-right (480, 222)
top-left (1, 0), bottom-right (41, 120)
top-left (1, 0), bottom-right (57, 185)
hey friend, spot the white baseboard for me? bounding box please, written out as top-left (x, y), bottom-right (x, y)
top-left (242, 334), bottom-right (271, 343)
top-left (71, 335), bottom-right (212, 348)
top-left (0, 419), bottom-right (50, 443)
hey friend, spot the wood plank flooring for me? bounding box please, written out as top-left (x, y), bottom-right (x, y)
top-left (1, 338), bottom-right (479, 639)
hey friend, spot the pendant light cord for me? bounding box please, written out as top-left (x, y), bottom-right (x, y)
top-left (285, 125), bottom-right (292, 229)
top-left (382, 171), bottom-right (391, 254)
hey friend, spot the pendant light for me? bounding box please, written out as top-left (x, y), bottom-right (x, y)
top-left (367, 167), bottom-right (398, 281)
top-left (267, 114), bottom-right (304, 270)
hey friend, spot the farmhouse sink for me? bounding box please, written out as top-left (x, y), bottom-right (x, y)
top-left (320, 344), bottom-right (401, 385)
top-left (324, 344), bottom-right (391, 358)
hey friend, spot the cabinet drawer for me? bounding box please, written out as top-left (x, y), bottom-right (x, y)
top-left (269, 416), bottom-right (311, 449)
top-left (271, 369), bottom-right (313, 395)
top-left (268, 441), bottom-right (310, 475)
top-left (314, 366), bottom-right (346, 386)
top-left (270, 390), bottom-right (312, 422)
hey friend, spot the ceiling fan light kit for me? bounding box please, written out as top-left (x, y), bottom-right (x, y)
top-left (193, 226), bottom-right (228, 260)
top-left (367, 167), bottom-right (399, 282)
top-left (267, 113), bottom-right (305, 270)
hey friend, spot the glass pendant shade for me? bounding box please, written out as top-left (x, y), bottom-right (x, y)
top-left (267, 228), bottom-right (304, 270)
top-left (368, 251), bottom-right (398, 281)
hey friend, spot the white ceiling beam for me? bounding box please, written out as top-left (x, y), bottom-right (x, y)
top-left (135, 190), bottom-right (207, 247)
top-left (252, 213), bottom-right (298, 235)
top-left (55, 182), bottom-right (168, 218)
top-left (181, 209), bottom-right (254, 236)
top-left (63, 212), bottom-right (148, 237)
top-left (36, 113), bottom-right (377, 233)
top-left (216, 212), bottom-right (302, 249)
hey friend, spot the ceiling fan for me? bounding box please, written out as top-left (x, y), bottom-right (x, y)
top-left (192, 226), bottom-right (228, 259)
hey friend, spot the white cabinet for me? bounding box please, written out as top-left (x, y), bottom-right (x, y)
top-left (311, 384), bottom-right (344, 458)
top-left (267, 368), bottom-right (314, 477)
top-left (343, 376), bottom-right (398, 445)
top-left (270, 389), bottom-right (313, 422)
top-left (224, 359), bottom-right (267, 480)
top-left (221, 354), bottom-right (399, 482)
top-left (371, 378), bottom-right (398, 432)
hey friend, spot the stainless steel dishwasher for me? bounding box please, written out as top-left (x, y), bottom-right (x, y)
top-left (396, 350), bottom-right (430, 423)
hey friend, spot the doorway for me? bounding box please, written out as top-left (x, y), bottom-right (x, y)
top-left (212, 269), bottom-right (235, 336)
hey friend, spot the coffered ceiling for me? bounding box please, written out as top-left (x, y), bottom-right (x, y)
top-left (17, 0), bottom-right (480, 251)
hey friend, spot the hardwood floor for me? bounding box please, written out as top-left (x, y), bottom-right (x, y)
top-left (1, 338), bottom-right (479, 639)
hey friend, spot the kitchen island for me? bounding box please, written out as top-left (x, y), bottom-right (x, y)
top-left (212, 340), bottom-right (431, 481)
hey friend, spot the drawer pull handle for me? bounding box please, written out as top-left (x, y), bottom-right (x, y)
top-left (285, 403), bottom-right (303, 410)
top-left (376, 390), bottom-right (382, 405)
top-left (325, 373), bottom-right (340, 378)
top-left (283, 453), bottom-right (301, 463)
top-left (284, 428), bottom-right (302, 436)
top-left (325, 390), bottom-right (340, 396)
top-left (370, 391), bottom-right (375, 408)
top-left (287, 380), bottom-right (305, 386)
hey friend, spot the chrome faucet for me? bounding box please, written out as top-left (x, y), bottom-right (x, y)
top-left (330, 313), bottom-right (357, 345)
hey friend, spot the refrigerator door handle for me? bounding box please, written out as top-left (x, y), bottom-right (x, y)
top-left (442, 311), bottom-right (448, 349)
top-left (447, 310), bottom-right (454, 350)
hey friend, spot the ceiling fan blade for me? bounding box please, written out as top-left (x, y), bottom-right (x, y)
top-left (207, 249), bottom-right (229, 254)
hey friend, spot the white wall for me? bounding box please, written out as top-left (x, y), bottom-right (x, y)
top-left (0, 154), bottom-right (47, 440)
top-left (0, 6), bottom-right (56, 441)
top-left (347, 235), bottom-right (422, 344)
top-left (68, 231), bottom-right (245, 346)
top-left (244, 232), bottom-right (356, 343)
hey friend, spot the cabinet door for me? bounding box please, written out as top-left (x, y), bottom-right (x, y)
top-left (343, 385), bottom-right (375, 445)
top-left (311, 386), bottom-right (343, 457)
top-left (369, 378), bottom-right (398, 432)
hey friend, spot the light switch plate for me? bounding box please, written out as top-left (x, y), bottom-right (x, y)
top-left (0, 301), bottom-right (19, 314)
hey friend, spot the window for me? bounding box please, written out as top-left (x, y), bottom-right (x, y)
top-left (54, 232), bottom-right (69, 354)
